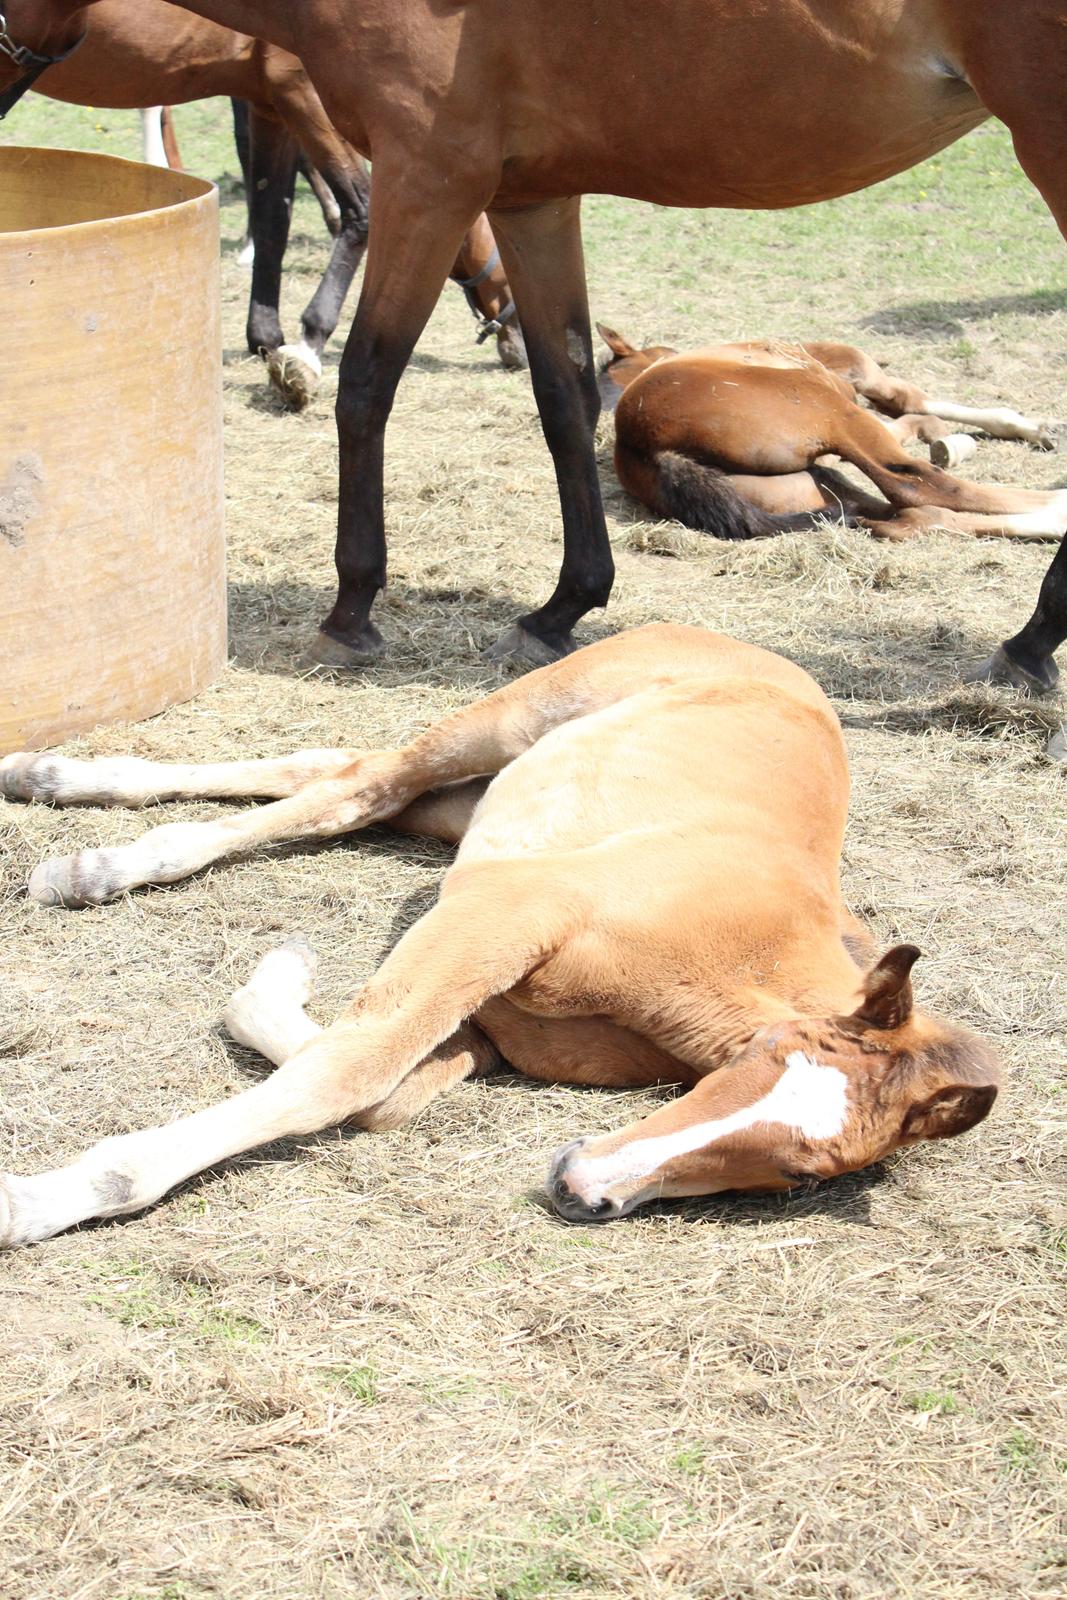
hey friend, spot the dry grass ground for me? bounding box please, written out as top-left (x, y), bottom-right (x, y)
top-left (1, 104), bottom-right (1065, 1599)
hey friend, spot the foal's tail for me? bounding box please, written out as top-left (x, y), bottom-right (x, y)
top-left (649, 450), bottom-right (841, 540)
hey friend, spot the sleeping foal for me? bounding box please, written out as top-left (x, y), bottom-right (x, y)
top-left (0, 625), bottom-right (998, 1245)
top-left (598, 326), bottom-right (1065, 542)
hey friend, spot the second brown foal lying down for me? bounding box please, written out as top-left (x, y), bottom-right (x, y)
top-left (600, 327), bottom-right (1066, 542)
top-left (0, 626), bottom-right (998, 1246)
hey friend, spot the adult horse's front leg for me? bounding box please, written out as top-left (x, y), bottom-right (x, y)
top-left (954, 40), bottom-right (1067, 697)
top-left (310, 172), bottom-right (486, 667)
top-left (970, 541), bottom-right (1066, 700)
top-left (484, 199), bottom-right (614, 666)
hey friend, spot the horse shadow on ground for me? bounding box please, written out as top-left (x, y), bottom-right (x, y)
top-left (861, 288), bottom-right (1067, 338)
top-left (226, 575), bottom-right (619, 692)
top-left (225, 568), bottom-right (1031, 715)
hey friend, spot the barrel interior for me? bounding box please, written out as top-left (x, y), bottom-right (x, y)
top-left (0, 145), bottom-right (212, 233)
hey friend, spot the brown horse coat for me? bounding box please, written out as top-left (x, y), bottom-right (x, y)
top-left (3, 0), bottom-right (1066, 679)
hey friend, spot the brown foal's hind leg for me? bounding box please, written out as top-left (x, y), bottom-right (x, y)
top-left (808, 342), bottom-right (1054, 448)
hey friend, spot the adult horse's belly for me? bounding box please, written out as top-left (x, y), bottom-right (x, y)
top-left (493, 0), bottom-right (987, 209)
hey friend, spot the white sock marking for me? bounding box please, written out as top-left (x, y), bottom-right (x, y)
top-left (140, 108), bottom-right (167, 168)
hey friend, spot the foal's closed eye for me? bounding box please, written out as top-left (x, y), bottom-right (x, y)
top-left (779, 1166), bottom-right (823, 1191)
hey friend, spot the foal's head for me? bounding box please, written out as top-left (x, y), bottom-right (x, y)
top-left (549, 946), bottom-right (1000, 1221)
top-left (596, 323), bottom-right (677, 409)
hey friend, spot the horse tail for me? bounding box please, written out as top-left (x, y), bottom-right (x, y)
top-left (651, 450), bottom-right (835, 539)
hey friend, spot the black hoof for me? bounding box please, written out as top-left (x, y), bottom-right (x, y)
top-left (964, 646), bottom-right (1060, 697)
top-left (483, 623), bottom-right (576, 669)
top-left (305, 625), bottom-right (385, 670)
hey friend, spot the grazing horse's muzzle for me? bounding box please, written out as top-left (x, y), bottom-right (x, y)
top-left (547, 1139), bottom-right (621, 1223)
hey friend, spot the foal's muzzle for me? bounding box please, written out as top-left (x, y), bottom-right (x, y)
top-left (546, 1139), bottom-right (621, 1223)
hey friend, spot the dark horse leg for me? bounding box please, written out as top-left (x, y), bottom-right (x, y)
top-left (483, 198), bottom-right (614, 665)
top-left (311, 166), bottom-right (486, 666)
top-left (956, 41), bottom-right (1067, 703)
top-left (259, 71), bottom-right (372, 409)
top-left (244, 108), bottom-right (297, 356)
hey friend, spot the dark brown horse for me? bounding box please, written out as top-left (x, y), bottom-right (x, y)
top-left (599, 326), bottom-right (1067, 543)
top-left (2, 0), bottom-right (1065, 686)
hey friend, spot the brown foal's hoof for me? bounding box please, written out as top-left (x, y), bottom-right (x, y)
top-left (304, 627), bottom-right (385, 670)
top-left (964, 646), bottom-right (1060, 696)
top-left (483, 623), bottom-right (577, 669)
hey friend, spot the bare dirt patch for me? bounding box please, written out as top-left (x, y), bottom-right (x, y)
top-left (1, 111), bottom-right (1065, 1598)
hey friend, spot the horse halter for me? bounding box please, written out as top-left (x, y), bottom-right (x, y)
top-left (453, 246), bottom-right (519, 344)
top-left (0, 7), bottom-right (86, 119)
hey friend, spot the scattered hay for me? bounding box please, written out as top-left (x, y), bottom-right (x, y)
top-left (875, 680), bottom-right (1065, 737)
top-left (2, 111), bottom-right (1066, 1600)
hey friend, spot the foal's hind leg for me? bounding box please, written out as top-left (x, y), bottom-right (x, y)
top-left (807, 342), bottom-right (1054, 448)
top-left (8, 631), bottom-right (686, 905)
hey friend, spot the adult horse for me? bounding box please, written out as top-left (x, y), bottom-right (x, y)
top-left (2, 0), bottom-right (1065, 682)
top-left (12, 0), bottom-right (522, 408)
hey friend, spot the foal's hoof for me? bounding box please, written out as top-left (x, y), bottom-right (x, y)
top-left (305, 626), bottom-right (385, 670)
top-left (0, 751), bottom-right (57, 803)
top-left (1047, 727), bottom-right (1067, 763)
top-left (28, 850), bottom-right (122, 908)
top-left (265, 343), bottom-right (323, 412)
top-left (483, 623), bottom-right (576, 670)
top-left (965, 646), bottom-right (1060, 696)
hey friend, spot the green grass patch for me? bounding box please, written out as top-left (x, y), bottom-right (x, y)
top-left (907, 1389), bottom-right (960, 1417)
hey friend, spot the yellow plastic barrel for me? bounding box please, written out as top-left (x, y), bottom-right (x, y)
top-left (0, 146), bottom-right (225, 754)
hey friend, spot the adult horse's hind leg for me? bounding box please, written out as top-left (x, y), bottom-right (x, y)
top-left (263, 69), bottom-right (372, 410)
top-left (483, 198), bottom-right (614, 666)
top-left (245, 108), bottom-right (298, 357)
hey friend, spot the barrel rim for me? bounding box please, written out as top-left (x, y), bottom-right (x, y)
top-left (0, 143), bottom-right (217, 241)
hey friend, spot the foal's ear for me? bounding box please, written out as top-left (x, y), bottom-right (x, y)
top-left (596, 322), bottom-right (637, 358)
top-left (851, 943), bottom-right (921, 1030)
top-left (901, 1081), bottom-right (998, 1143)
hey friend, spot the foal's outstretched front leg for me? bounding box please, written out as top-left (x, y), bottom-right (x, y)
top-left (0, 867), bottom-right (565, 1247)
top-left (223, 937), bottom-right (499, 1129)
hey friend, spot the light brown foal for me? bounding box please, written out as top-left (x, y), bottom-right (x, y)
top-left (599, 327), bottom-right (1066, 542)
top-left (0, 626), bottom-right (998, 1246)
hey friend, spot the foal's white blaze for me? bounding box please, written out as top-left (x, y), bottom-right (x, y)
top-left (567, 1052), bottom-right (849, 1203)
